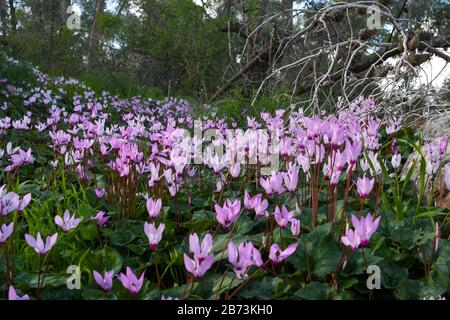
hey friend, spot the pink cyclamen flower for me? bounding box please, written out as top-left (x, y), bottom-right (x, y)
top-left (229, 163), bottom-right (240, 179)
top-left (184, 233), bottom-right (214, 278)
top-left (280, 137), bottom-right (292, 157)
top-left (274, 206), bottom-right (294, 229)
top-left (214, 199), bottom-right (241, 229)
top-left (228, 241), bottom-right (263, 279)
top-left (356, 176), bottom-right (375, 199)
top-left (438, 136), bottom-right (448, 155)
top-left (328, 122), bottom-right (345, 148)
top-left (283, 165), bottom-right (299, 192)
top-left (90, 211), bottom-right (110, 228)
top-left (341, 227), bottom-right (361, 251)
top-left (0, 222), bottom-right (14, 244)
top-left (254, 198), bottom-right (269, 218)
top-left (0, 185), bottom-right (20, 216)
top-left (18, 193), bottom-right (31, 211)
top-left (188, 233), bottom-right (213, 259)
top-left (269, 243), bottom-right (297, 264)
top-left (25, 232), bottom-right (58, 255)
top-left (391, 153), bottom-right (402, 169)
top-left (93, 270), bottom-right (114, 293)
top-left (329, 167), bottom-right (342, 186)
top-left (290, 219), bottom-right (301, 237)
top-left (391, 138), bottom-right (399, 155)
top-left (95, 188), bottom-right (106, 198)
top-left (386, 117), bottom-right (402, 134)
top-left (244, 192), bottom-right (262, 211)
top-left (345, 139), bottom-right (361, 166)
top-left (259, 172), bottom-right (285, 195)
top-left (146, 198), bottom-right (162, 219)
top-left (8, 286), bottom-right (30, 300)
top-left (5, 147), bottom-right (35, 171)
top-left (118, 267), bottom-right (145, 296)
top-left (55, 210), bottom-right (81, 232)
top-left (144, 222), bottom-right (164, 249)
top-left (351, 213), bottom-right (381, 246)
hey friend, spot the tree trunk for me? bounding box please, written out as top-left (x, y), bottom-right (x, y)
top-left (260, 0), bottom-right (269, 18)
top-left (89, 0), bottom-right (105, 49)
top-left (8, 0), bottom-right (15, 31)
top-left (0, 0), bottom-right (8, 36)
top-left (281, 0), bottom-right (294, 33)
top-left (59, 0), bottom-right (71, 25)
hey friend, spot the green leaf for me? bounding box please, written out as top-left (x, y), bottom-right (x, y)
top-left (183, 210), bottom-right (215, 232)
top-left (87, 247), bottom-right (123, 273)
top-left (104, 220), bottom-right (143, 246)
top-left (417, 156), bottom-right (427, 212)
top-left (430, 241), bottom-right (450, 291)
top-left (15, 273), bottom-right (68, 288)
top-left (401, 159), bottom-right (417, 193)
top-left (211, 272), bottom-right (244, 297)
top-left (395, 278), bottom-right (446, 300)
top-left (340, 250), bottom-right (383, 276)
top-left (294, 282), bottom-right (331, 300)
top-left (80, 223), bottom-right (98, 241)
top-left (78, 202), bottom-right (94, 219)
top-left (415, 209), bottom-right (447, 218)
top-left (378, 260), bottom-right (408, 289)
top-left (82, 288), bottom-right (107, 300)
top-left (238, 276), bottom-right (286, 299)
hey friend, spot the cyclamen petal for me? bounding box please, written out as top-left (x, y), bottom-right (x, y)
top-left (201, 233), bottom-right (213, 256)
top-left (356, 176), bottom-right (375, 198)
top-left (95, 188), bottom-right (106, 198)
top-left (25, 232), bottom-right (58, 255)
top-left (183, 254), bottom-right (196, 274)
top-left (290, 219), bottom-right (301, 237)
top-left (227, 241), bottom-right (263, 279)
top-left (341, 227), bottom-right (361, 251)
top-left (184, 233), bottom-right (214, 278)
top-left (189, 233), bottom-right (201, 256)
top-left (350, 213), bottom-right (381, 246)
top-left (8, 286), bottom-right (30, 300)
top-left (54, 210), bottom-right (80, 232)
top-left (146, 198), bottom-right (162, 219)
top-left (93, 270), bottom-right (114, 292)
top-left (144, 222), bottom-right (164, 249)
top-left (254, 199), bottom-right (268, 217)
top-left (215, 200), bottom-right (241, 229)
top-left (118, 267), bottom-right (145, 296)
top-left (90, 211), bottom-right (110, 228)
top-left (0, 222), bottom-right (14, 244)
top-left (269, 243), bottom-right (297, 264)
top-left (274, 206), bottom-right (294, 229)
top-left (18, 193), bottom-right (31, 211)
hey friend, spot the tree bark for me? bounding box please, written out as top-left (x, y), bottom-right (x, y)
top-left (60, 0), bottom-right (71, 25)
top-left (8, 0), bottom-right (15, 31)
top-left (0, 0), bottom-right (8, 36)
top-left (281, 0), bottom-right (294, 32)
top-left (89, 0), bottom-right (105, 49)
